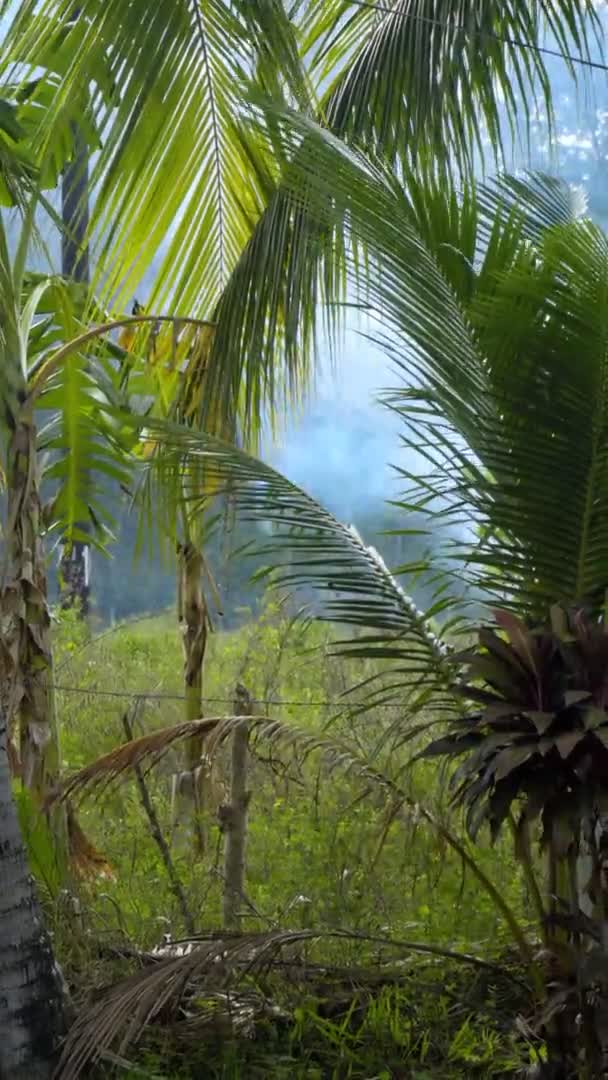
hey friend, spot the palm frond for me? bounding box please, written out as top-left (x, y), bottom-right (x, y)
top-left (476, 171), bottom-right (589, 244)
top-left (191, 1), bottom-right (601, 434)
top-left (303, 1), bottom-right (600, 174)
top-left (48, 704), bottom-right (533, 1029)
top-left (135, 422), bottom-right (455, 701)
top-left (29, 307), bottom-right (214, 549)
top-left (0, 1), bottom-right (310, 429)
top-left (248, 112), bottom-right (608, 615)
top-left (54, 925), bottom-right (525, 1080)
top-left (47, 716), bottom-right (226, 807)
top-left (3, 2), bottom-right (600, 436)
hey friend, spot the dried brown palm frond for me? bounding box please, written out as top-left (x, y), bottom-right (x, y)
top-left (46, 714), bottom-right (376, 809)
top-left (54, 928), bottom-right (525, 1080)
top-left (45, 716), bottom-right (237, 807)
top-left (66, 802), bottom-right (114, 881)
top-left (46, 714), bottom-right (530, 966)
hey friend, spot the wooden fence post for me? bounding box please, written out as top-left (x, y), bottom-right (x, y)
top-left (220, 683), bottom-right (252, 929)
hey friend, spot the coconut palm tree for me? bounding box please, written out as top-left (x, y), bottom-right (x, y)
top-left (0, 0), bottom-right (596, 845)
top-left (34, 0), bottom-right (591, 851)
top-left (0, 4), bottom-right (603, 1068)
top-left (0, 196), bottom-right (220, 826)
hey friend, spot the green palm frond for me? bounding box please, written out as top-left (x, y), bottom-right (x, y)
top-left (193, 1), bottom-right (601, 434)
top-left (248, 111), bottom-right (608, 615)
top-left (1, 0), bottom-right (308, 311)
top-left (303, 1), bottom-right (599, 173)
top-left (37, 348), bottom-right (131, 549)
top-left (3, 2), bottom-right (598, 437)
top-left (134, 421), bottom-right (454, 708)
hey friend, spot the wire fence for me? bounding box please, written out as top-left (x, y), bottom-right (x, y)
top-left (50, 681), bottom-right (405, 710)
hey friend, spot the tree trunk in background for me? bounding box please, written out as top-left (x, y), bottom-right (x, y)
top-left (172, 540), bottom-right (210, 852)
top-left (59, 123), bottom-right (91, 617)
top-left (0, 409), bottom-right (68, 868)
top-left (221, 683), bottom-right (252, 929)
top-left (0, 706), bottom-right (66, 1079)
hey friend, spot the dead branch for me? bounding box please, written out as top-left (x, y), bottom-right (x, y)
top-left (122, 709), bottom-right (195, 936)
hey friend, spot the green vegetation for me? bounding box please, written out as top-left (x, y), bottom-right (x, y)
top-left (4, 3), bottom-right (608, 1079)
top-left (42, 605), bottom-right (533, 1078)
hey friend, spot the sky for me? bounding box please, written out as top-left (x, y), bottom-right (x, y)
top-left (266, 324), bottom-right (402, 521)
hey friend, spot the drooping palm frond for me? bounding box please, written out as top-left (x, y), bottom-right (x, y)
top-left (192, 0), bottom-right (601, 434)
top-left (46, 708), bottom-right (533, 1054)
top-left (48, 708), bottom-right (412, 810)
top-left (47, 716), bottom-right (240, 807)
top-left (133, 420), bottom-right (455, 709)
top-left (242, 112), bottom-right (608, 617)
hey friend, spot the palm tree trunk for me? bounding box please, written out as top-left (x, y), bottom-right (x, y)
top-left (2, 408), bottom-right (61, 798)
top-left (172, 539), bottom-right (210, 852)
top-left (0, 706), bottom-right (66, 1079)
top-left (59, 118), bottom-right (91, 617)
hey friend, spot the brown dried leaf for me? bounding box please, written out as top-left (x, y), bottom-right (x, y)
top-left (45, 716), bottom-right (267, 807)
top-left (67, 803), bottom-right (114, 881)
top-left (53, 929), bottom-right (522, 1080)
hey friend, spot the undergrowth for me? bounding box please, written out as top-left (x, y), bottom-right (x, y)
top-left (35, 603), bottom-right (539, 1078)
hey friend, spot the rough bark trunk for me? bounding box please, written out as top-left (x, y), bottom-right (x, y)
top-left (220, 684), bottom-right (252, 929)
top-left (1, 413), bottom-right (61, 797)
top-left (0, 410), bottom-right (67, 869)
top-left (59, 117), bottom-right (91, 617)
top-left (172, 540), bottom-right (211, 853)
top-left (0, 707), bottom-right (66, 1079)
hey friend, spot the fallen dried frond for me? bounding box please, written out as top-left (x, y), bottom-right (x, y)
top-left (53, 928), bottom-right (526, 1080)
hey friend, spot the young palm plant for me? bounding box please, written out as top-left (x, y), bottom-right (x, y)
top-left (119, 321), bottom-right (232, 851)
top-left (0, 201), bottom-right (221, 866)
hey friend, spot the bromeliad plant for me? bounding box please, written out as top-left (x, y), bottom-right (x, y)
top-left (419, 605), bottom-right (608, 1076)
top-left (424, 606), bottom-right (608, 862)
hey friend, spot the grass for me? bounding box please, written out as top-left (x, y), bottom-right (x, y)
top-left (36, 602), bottom-right (539, 1078)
